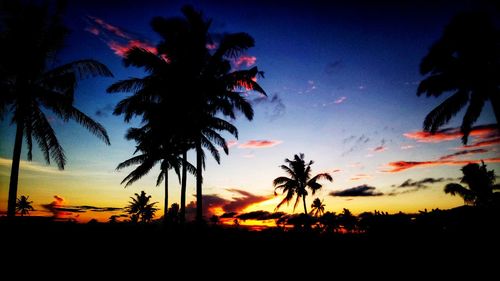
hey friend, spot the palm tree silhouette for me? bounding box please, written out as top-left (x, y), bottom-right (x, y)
top-left (109, 5), bottom-right (265, 223)
top-left (125, 191), bottom-right (159, 223)
top-left (417, 12), bottom-right (500, 143)
top-left (444, 162), bottom-right (499, 207)
top-left (273, 153), bottom-right (332, 214)
top-left (15, 195), bottom-right (34, 216)
top-left (0, 1), bottom-right (112, 217)
top-left (339, 208), bottom-right (357, 232)
top-left (310, 198), bottom-right (325, 218)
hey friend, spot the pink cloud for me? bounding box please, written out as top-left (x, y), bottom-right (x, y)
top-left (384, 157), bottom-right (500, 173)
top-left (88, 16), bottom-right (131, 39)
top-left (108, 40), bottom-right (157, 57)
top-left (403, 124), bottom-right (498, 143)
top-left (226, 140), bottom-right (238, 148)
top-left (238, 140), bottom-right (283, 148)
top-left (234, 55), bottom-right (257, 67)
top-left (85, 27), bottom-right (100, 36)
top-left (206, 43), bottom-right (217, 50)
top-left (460, 137), bottom-right (500, 149)
top-left (350, 173), bottom-right (371, 181)
top-left (334, 96), bottom-right (347, 104)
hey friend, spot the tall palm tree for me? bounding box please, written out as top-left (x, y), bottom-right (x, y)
top-left (109, 5), bottom-right (265, 223)
top-left (417, 12), bottom-right (500, 144)
top-left (15, 195), bottom-right (34, 216)
top-left (444, 162), bottom-right (499, 207)
top-left (125, 191), bottom-right (159, 223)
top-left (0, 1), bottom-right (112, 217)
top-left (310, 198), bottom-right (325, 218)
top-left (273, 153), bottom-right (333, 214)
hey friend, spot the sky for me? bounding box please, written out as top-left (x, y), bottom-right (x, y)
top-left (1, 0), bottom-right (499, 223)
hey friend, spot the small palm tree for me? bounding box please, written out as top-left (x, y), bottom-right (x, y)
top-left (417, 12), bottom-right (500, 143)
top-left (273, 153), bottom-right (333, 214)
top-left (125, 191), bottom-right (159, 223)
top-left (310, 198), bottom-right (325, 218)
top-left (444, 162), bottom-right (499, 207)
top-left (16, 195), bottom-right (34, 216)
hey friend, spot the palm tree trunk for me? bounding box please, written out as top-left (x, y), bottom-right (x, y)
top-left (302, 195), bottom-right (308, 215)
top-left (196, 138), bottom-right (203, 223)
top-left (7, 122), bottom-right (24, 217)
top-left (164, 170), bottom-right (169, 223)
top-left (490, 94), bottom-right (500, 131)
top-left (180, 150), bottom-right (187, 224)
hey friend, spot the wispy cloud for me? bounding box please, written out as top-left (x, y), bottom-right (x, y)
top-left (234, 55), bottom-right (256, 67)
top-left (460, 137), bottom-right (500, 149)
top-left (403, 124), bottom-right (498, 143)
top-left (387, 177), bottom-right (454, 195)
top-left (238, 140), bottom-right (283, 148)
top-left (439, 149), bottom-right (489, 160)
top-left (330, 185), bottom-right (383, 197)
top-left (85, 15), bottom-right (156, 57)
top-left (95, 104), bottom-right (114, 117)
top-left (0, 157), bottom-right (61, 174)
top-left (251, 94), bottom-right (286, 121)
top-left (400, 145), bottom-right (415, 150)
top-left (226, 140), bottom-right (238, 148)
top-left (372, 146), bottom-right (387, 152)
top-left (334, 96), bottom-right (347, 104)
top-left (350, 173), bottom-right (371, 181)
top-left (384, 157), bottom-right (500, 173)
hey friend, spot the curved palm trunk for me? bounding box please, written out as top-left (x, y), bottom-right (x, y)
top-left (7, 122), bottom-right (24, 217)
top-left (180, 151), bottom-right (187, 224)
top-left (164, 170), bottom-right (169, 223)
top-left (196, 138), bottom-right (203, 223)
top-left (302, 195), bottom-right (308, 215)
top-left (490, 95), bottom-right (500, 131)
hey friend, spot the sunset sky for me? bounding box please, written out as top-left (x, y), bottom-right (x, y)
top-left (1, 0), bottom-right (499, 222)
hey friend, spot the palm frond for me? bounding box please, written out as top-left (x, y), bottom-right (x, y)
top-left (31, 106), bottom-right (66, 169)
top-left (43, 59), bottom-right (113, 81)
top-left (107, 78), bottom-right (147, 93)
top-left (116, 154), bottom-right (148, 170)
top-left (65, 107), bottom-right (110, 145)
top-left (201, 135), bottom-right (220, 164)
top-left (121, 159), bottom-right (158, 187)
top-left (423, 90), bottom-right (469, 133)
top-left (123, 47), bottom-right (164, 73)
top-left (273, 176), bottom-right (292, 187)
top-left (460, 95), bottom-right (485, 144)
top-left (214, 32), bottom-right (254, 59)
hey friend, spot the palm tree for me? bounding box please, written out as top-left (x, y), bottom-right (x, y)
top-left (310, 198), bottom-right (325, 218)
top-left (273, 153), bottom-right (333, 214)
top-left (417, 12), bottom-right (500, 144)
top-left (0, 1), bottom-right (112, 217)
top-left (108, 5), bottom-right (265, 223)
top-left (125, 191), bottom-right (159, 223)
top-left (15, 195), bottom-right (34, 216)
top-left (444, 162), bottom-right (499, 207)
top-left (339, 208), bottom-right (357, 232)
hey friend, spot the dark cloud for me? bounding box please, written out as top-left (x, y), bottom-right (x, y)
top-left (95, 104), bottom-right (114, 117)
top-left (341, 134), bottom-right (371, 156)
top-left (330, 185), bottom-right (383, 197)
top-left (388, 177), bottom-right (456, 195)
top-left (325, 60), bottom-right (344, 74)
top-left (220, 212), bottom-right (237, 218)
top-left (223, 189), bottom-right (272, 213)
top-left (236, 211), bottom-right (286, 220)
top-left (439, 149), bottom-right (489, 160)
top-left (251, 93), bottom-right (286, 121)
top-left (41, 196), bottom-right (122, 218)
top-left (384, 157), bottom-right (500, 172)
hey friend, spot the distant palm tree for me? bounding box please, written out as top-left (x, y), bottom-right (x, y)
top-left (273, 153), bottom-right (333, 214)
top-left (338, 208), bottom-right (357, 232)
top-left (125, 191), bottom-right (159, 223)
top-left (15, 195), bottom-right (34, 216)
top-left (319, 212), bottom-right (338, 233)
top-left (310, 198), bottom-right (325, 218)
top-left (417, 12), bottom-right (500, 143)
top-left (444, 162), bottom-right (499, 207)
top-left (0, 1), bottom-right (112, 217)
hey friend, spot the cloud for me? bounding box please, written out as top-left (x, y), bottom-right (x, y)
top-left (95, 104), bottom-right (114, 117)
top-left (325, 60), bottom-right (343, 74)
top-left (332, 169), bottom-right (341, 173)
top-left (439, 149), bottom-right (489, 160)
top-left (206, 43), bottom-right (217, 50)
top-left (236, 211), bottom-right (285, 221)
top-left (403, 124), bottom-right (498, 143)
top-left (238, 140), bottom-right (283, 148)
top-left (220, 212), bottom-right (237, 218)
top-left (460, 137), bottom-right (500, 149)
top-left (0, 157), bottom-right (61, 174)
top-left (334, 96), bottom-right (347, 104)
top-left (372, 146), bottom-right (387, 152)
top-left (350, 173), bottom-right (371, 181)
top-left (234, 55), bottom-right (256, 67)
top-left (330, 185), bottom-right (383, 197)
top-left (41, 196), bottom-right (122, 218)
top-left (85, 15), bottom-right (156, 57)
top-left (384, 157), bottom-right (500, 173)
top-left (226, 140), bottom-right (238, 148)
top-left (251, 93), bottom-right (286, 121)
top-left (186, 189), bottom-right (271, 219)
top-left (341, 134), bottom-right (371, 156)
top-left (387, 177), bottom-right (455, 195)
top-left (41, 195), bottom-right (71, 218)
top-left (401, 145), bottom-right (415, 150)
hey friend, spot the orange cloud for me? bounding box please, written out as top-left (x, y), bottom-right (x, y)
top-left (404, 124), bottom-right (498, 143)
top-left (234, 55), bottom-right (257, 67)
top-left (238, 140), bottom-right (283, 148)
top-left (384, 157), bottom-right (500, 173)
top-left (439, 149), bottom-right (489, 160)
